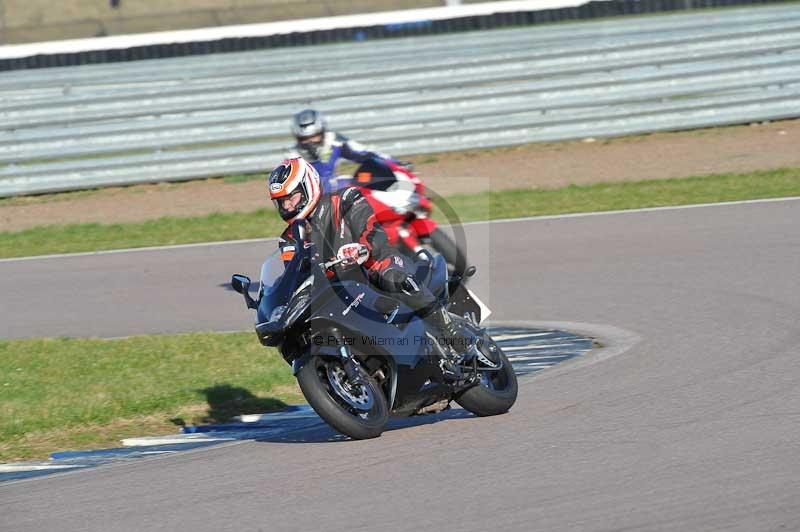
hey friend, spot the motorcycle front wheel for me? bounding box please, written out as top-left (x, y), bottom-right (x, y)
top-left (296, 355), bottom-right (388, 439)
top-left (455, 340), bottom-right (518, 417)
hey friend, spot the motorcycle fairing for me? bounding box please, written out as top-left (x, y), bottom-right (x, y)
top-left (297, 280), bottom-right (453, 413)
top-left (409, 217), bottom-right (437, 237)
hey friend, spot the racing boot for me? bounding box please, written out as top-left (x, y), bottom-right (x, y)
top-left (424, 307), bottom-right (475, 381)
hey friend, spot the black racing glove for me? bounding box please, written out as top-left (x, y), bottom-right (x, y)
top-left (380, 267), bottom-right (421, 295)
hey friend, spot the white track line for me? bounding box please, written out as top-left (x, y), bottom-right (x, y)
top-left (514, 342), bottom-right (584, 350)
top-left (502, 344), bottom-right (556, 351)
top-left (0, 237), bottom-right (276, 263)
top-left (121, 434), bottom-right (235, 446)
top-left (3, 196), bottom-right (798, 264)
top-left (493, 331), bottom-right (557, 341)
top-left (459, 196), bottom-right (800, 227)
top-left (503, 345), bottom-right (565, 352)
top-left (502, 342), bottom-right (580, 351)
top-left (0, 463), bottom-right (86, 473)
top-left (508, 354), bottom-right (572, 361)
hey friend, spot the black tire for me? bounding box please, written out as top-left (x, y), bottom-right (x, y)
top-left (456, 347), bottom-right (518, 417)
top-left (429, 228), bottom-right (467, 277)
top-left (296, 355), bottom-right (388, 439)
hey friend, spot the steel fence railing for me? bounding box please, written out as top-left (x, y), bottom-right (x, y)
top-left (1, 4), bottom-right (799, 196)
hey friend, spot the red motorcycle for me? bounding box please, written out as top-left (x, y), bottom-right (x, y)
top-left (343, 157), bottom-right (468, 278)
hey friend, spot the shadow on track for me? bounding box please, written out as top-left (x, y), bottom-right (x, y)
top-left (252, 408), bottom-right (476, 444)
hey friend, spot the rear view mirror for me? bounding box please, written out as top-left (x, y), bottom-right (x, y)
top-left (231, 274), bottom-right (251, 294)
top-left (231, 274), bottom-right (258, 309)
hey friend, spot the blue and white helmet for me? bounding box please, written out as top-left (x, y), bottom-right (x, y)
top-left (291, 109), bottom-right (327, 159)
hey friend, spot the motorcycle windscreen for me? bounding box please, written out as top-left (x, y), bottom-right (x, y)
top-left (256, 250), bottom-right (290, 323)
top-left (260, 249), bottom-right (285, 295)
top-left (257, 249), bottom-right (300, 324)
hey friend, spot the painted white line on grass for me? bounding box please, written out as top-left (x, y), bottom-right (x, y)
top-left (234, 409), bottom-right (317, 423)
top-left (139, 450), bottom-right (179, 455)
top-left (0, 463), bottom-right (86, 473)
top-left (3, 196), bottom-right (798, 264)
top-left (121, 434), bottom-right (234, 446)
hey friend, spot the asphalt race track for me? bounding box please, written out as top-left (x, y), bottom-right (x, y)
top-left (2, 198), bottom-right (800, 531)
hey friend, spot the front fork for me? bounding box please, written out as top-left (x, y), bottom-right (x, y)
top-left (328, 328), bottom-right (364, 385)
top-left (290, 328), bottom-right (362, 382)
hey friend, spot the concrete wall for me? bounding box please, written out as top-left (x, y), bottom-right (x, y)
top-left (0, 0), bottom-right (444, 44)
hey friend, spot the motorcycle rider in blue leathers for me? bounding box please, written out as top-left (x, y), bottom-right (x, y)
top-left (287, 109), bottom-right (394, 194)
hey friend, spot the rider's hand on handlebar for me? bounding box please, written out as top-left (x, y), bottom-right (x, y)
top-left (327, 243), bottom-right (370, 269)
top-left (339, 245), bottom-right (363, 267)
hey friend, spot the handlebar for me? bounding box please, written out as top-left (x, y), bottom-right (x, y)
top-left (321, 256), bottom-right (347, 270)
top-left (321, 243), bottom-right (370, 271)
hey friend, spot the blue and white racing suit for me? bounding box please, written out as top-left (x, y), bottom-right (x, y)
top-left (287, 131), bottom-right (392, 194)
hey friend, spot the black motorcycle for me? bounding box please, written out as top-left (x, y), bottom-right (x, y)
top-left (230, 221), bottom-right (517, 439)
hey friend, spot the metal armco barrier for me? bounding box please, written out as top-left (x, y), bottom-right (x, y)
top-left (1, 4), bottom-right (799, 196)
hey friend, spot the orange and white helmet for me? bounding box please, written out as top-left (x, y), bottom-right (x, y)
top-left (268, 157), bottom-right (322, 222)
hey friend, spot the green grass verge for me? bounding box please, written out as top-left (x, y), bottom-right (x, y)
top-left (439, 167), bottom-right (800, 224)
top-left (2, 167), bottom-right (800, 259)
top-left (0, 209), bottom-right (286, 258)
top-left (0, 333), bottom-right (301, 462)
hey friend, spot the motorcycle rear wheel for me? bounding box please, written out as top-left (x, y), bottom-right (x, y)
top-left (429, 228), bottom-right (467, 277)
top-left (296, 355), bottom-right (388, 439)
top-left (455, 343), bottom-right (518, 417)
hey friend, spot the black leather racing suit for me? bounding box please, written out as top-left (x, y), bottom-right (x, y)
top-left (277, 186), bottom-right (459, 339)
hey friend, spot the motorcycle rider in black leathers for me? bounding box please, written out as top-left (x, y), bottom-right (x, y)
top-left (267, 157), bottom-right (471, 363)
